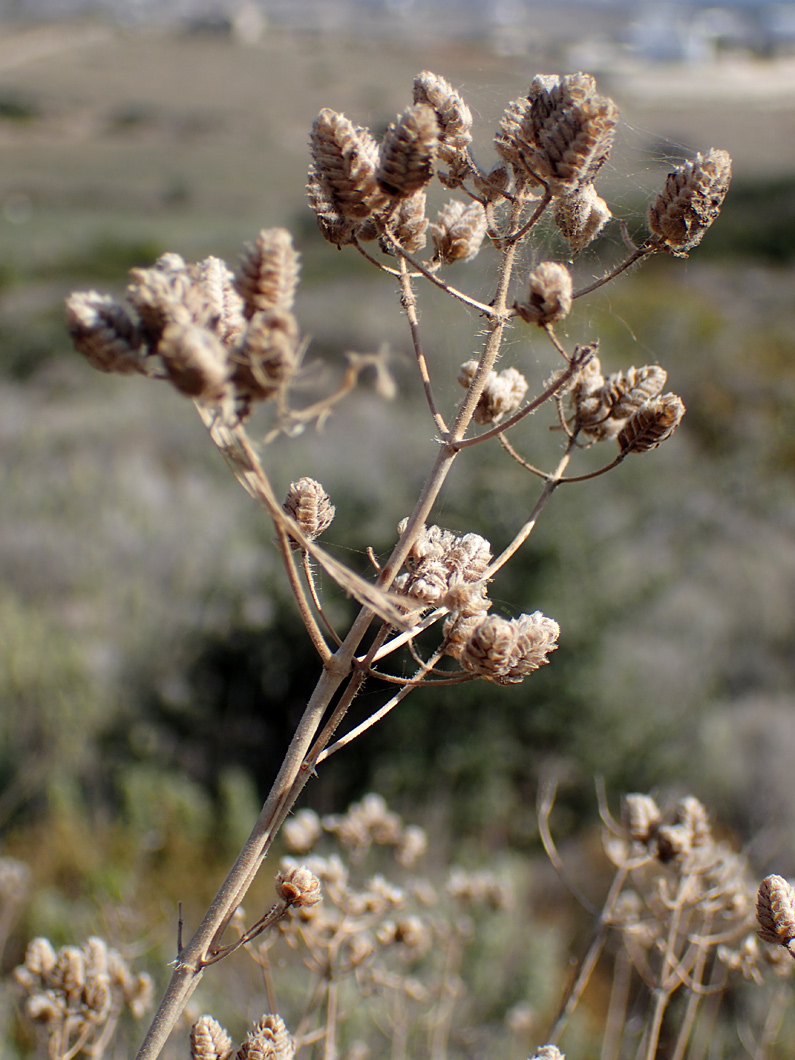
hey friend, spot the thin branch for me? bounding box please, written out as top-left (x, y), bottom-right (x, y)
top-left (573, 245), bottom-right (654, 300)
top-left (302, 552), bottom-right (343, 649)
top-left (275, 524), bottom-right (332, 662)
top-left (397, 255), bottom-right (448, 434)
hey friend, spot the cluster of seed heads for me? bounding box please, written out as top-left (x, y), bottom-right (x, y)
top-left (67, 229), bottom-right (302, 420)
top-left (190, 1013), bottom-right (293, 1060)
top-left (14, 935), bottom-right (152, 1056)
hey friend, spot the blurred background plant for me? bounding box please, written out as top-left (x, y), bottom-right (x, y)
top-left (2, 5), bottom-right (795, 1059)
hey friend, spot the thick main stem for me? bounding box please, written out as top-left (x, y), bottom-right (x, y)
top-left (135, 234), bottom-right (522, 1060)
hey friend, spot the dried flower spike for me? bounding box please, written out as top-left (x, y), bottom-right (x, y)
top-left (454, 611), bottom-right (559, 684)
top-left (283, 477), bottom-right (335, 548)
top-left (430, 200), bottom-right (488, 265)
top-left (618, 393), bottom-right (685, 454)
top-left (554, 183), bottom-right (611, 253)
top-left (236, 228), bottom-right (301, 319)
top-left (648, 148), bottom-right (732, 255)
top-left (412, 70), bottom-right (473, 158)
top-left (377, 103), bottom-right (438, 199)
top-left (309, 109), bottom-right (386, 222)
top-left (237, 1014), bottom-right (294, 1060)
top-left (190, 1015), bottom-right (233, 1060)
top-left (66, 291), bottom-right (147, 375)
top-left (515, 261), bottom-right (573, 326)
top-left (757, 875), bottom-right (795, 954)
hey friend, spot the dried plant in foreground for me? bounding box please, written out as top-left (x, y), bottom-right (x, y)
top-left (61, 69), bottom-right (731, 1060)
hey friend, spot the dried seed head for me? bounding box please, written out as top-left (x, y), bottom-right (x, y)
top-left (283, 477), bottom-right (335, 547)
top-left (458, 360), bottom-right (528, 425)
top-left (554, 183), bottom-right (611, 253)
top-left (515, 261), bottom-right (573, 326)
top-left (531, 1047), bottom-right (565, 1060)
top-left (237, 1014), bottom-right (294, 1060)
top-left (189, 256), bottom-right (247, 346)
top-left (25, 993), bottom-right (64, 1027)
top-left (430, 200), bottom-right (488, 265)
top-left (606, 365), bottom-right (668, 419)
top-left (447, 868), bottom-right (513, 910)
top-left (648, 148), bottom-right (731, 255)
top-left (381, 190), bottom-right (428, 254)
top-left (309, 108), bottom-right (386, 221)
top-left (412, 70), bottom-right (472, 158)
top-left (498, 74), bottom-right (618, 195)
top-left (757, 875), bottom-right (795, 951)
top-left (236, 229), bottom-right (301, 319)
top-left (377, 103), bottom-right (438, 199)
top-left (622, 793), bottom-right (662, 844)
top-left (676, 795), bottom-right (711, 849)
top-left (276, 865), bottom-right (323, 907)
top-left (158, 322), bottom-right (230, 403)
top-left (127, 258), bottom-right (194, 346)
top-left (473, 161), bottom-right (512, 203)
top-left (22, 937), bottom-right (57, 981)
top-left (191, 1015), bottom-right (234, 1060)
top-left (306, 166), bottom-right (358, 246)
top-left (83, 938), bottom-right (109, 977)
top-left (232, 307), bottom-right (300, 408)
top-left (618, 393), bottom-right (685, 454)
top-left (394, 521), bottom-right (492, 606)
top-left (395, 825), bottom-right (427, 868)
top-left (454, 611), bottom-right (559, 684)
top-left (283, 808), bottom-right (323, 854)
top-left (66, 291), bottom-right (147, 375)
top-left (83, 971), bottom-right (112, 1019)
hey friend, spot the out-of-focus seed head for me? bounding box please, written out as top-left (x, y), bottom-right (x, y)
top-left (377, 103), bottom-right (439, 199)
top-left (231, 307), bottom-right (300, 409)
top-left (618, 393), bottom-right (685, 454)
top-left (190, 1015), bottom-right (234, 1060)
top-left (514, 261), bottom-right (573, 326)
top-left (66, 292), bottom-right (148, 375)
top-left (236, 228), bottom-right (301, 319)
top-left (430, 200), bottom-right (488, 265)
top-left (458, 360), bottom-right (529, 425)
top-left (554, 183), bottom-right (611, 253)
top-left (648, 148), bottom-right (732, 255)
top-left (276, 865), bottom-right (323, 907)
top-left (622, 793), bottom-right (662, 845)
top-left (283, 808), bottom-right (323, 854)
top-left (283, 477), bottom-right (335, 548)
top-left (309, 109), bottom-right (387, 223)
top-left (758, 875), bottom-right (795, 953)
top-left (158, 322), bottom-right (230, 404)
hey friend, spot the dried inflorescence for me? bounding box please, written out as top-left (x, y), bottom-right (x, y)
top-left (757, 875), bottom-right (795, 956)
top-left (514, 261), bottom-right (573, 326)
top-left (191, 1013), bottom-right (294, 1060)
top-left (554, 183), bottom-right (611, 253)
top-left (458, 359), bottom-right (528, 425)
top-left (377, 104), bottom-right (439, 199)
top-left (67, 232), bottom-right (303, 420)
top-left (495, 73), bottom-right (618, 196)
top-left (282, 477), bottom-right (335, 548)
top-left (412, 70), bottom-right (473, 164)
top-left (430, 199), bottom-right (488, 264)
top-left (393, 520), bottom-right (492, 608)
top-left (14, 935), bottom-right (153, 1057)
top-left (445, 611), bottom-right (560, 684)
top-left (648, 148), bottom-right (732, 255)
top-left (190, 1015), bottom-right (234, 1060)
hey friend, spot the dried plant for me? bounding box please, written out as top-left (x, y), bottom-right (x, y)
top-left (60, 69), bottom-right (733, 1060)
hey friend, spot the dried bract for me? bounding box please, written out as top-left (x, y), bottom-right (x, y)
top-left (236, 228), bottom-right (301, 318)
top-left (618, 393), bottom-right (685, 454)
top-left (158, 322), bottom-right (230, 403)
top-left (452, 611), bottom-right (559, 684)
top-left (237, 1014), bottom-right (294, 1060)
top-left (757, 875), bottom-right (795, 953)
top-left (191, 1015), bottom-right (234, 1060)
top-left (412, 70), bottom-right (473, 160)
top-left (458, 359), bottom-right (528, 425)
top-left (276, 864), bottom-right (323, 907)
top-left (283, 477), bottom-right (335, 548)
top-left (430, 200), bottom-right (488, 264)
top-left (515, 261), bottom-right (573, 326)
top-left (66, 291), bottom-right (147, 375)
top-left (648, 148), bottom-right (732, 255)
top-left (377, 103), bottom-right (438, 199)
top-left (554, 182), bottom-right (611, 252)
top-left (309, 109), bottom-right (386, 222)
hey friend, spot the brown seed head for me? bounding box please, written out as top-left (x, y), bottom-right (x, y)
top-left (306, 167), bottom-right (359, 246)
top-left (757, 875), bottom-right (795, 950)
top-left (622, 793), bottom-right (662, 844)
top-left (456, 611), bottom-right (559, 684)
top-left (554, 183), bottom-right (611, 252)
top-left (458, 360), bottom-right (529, 425)
top-left (191, 1015), bottom-right (234, 1060)
top-left (618, 393), bottom-right (685, 454)
top-left (430, 200), bottom-right (488, 264)
top-left (66, 291), bottom-right (147, 375)
top-left (232, 307), bottom-right (300, 408)
top-left (276, 865), bottom-right (323, 907)
top-left (237, 1014), bottom-right (294, 1060)
top-left (380, 190), bottom-right (428, 254)
top-left (158, 322), bottom-right (230, 403)
top-left (377, 103), bottom-right (439, 199)
top-left (236, 229), bottom-right (301, 319)
top-left (309, 108), bottom-right (386, 221)
top-left (648, 148), bottom-right (732, 255)
top-left (412, 70), bottom-right (473, 157)
top-left (283, 477), bottom-right (335, 548)
top-left (515, 261), bottom-right (573, 326)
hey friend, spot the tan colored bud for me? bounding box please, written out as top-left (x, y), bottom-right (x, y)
top-left (309, 109), bottom-right (386, 221)
top-left (622, 793), bottom-right (661, 844)
top-left (283, 477), bottom-right (335, 548)
top-left (676, 795), bottom-right (711, 849)
top-left (237, 1014), bottom-right (294, 1060)
top-left (158, 322), bottom-right (230, 403)
top-left (618, 393), bottom-right (685, 454)
top-left (554, 183), bottom-right (611, 252)
top-left (190, 256), bottom-right (246, 346)
top-left (190, 1015), bottom-right (234, 1060)
top-left (276, 865), bottom-right (322, 907)
top-left (66, 291), bottom-right (147, 375)
top-left (377, 103), bottom-right (438, 199)
top-left (515, 261), bottom-right (572, 326)
top-left (412, 70), bottom-right (472, 156)
top-left (455, 611), bottom-right (559, 684)
top-left (236, 229), bottom-right (301, 319)
top-left (758, 875), bottom-right (795, 951)
top-left (430, 199), bottom-right (487, 265)
top-left (232, 307), bottom-right (299, 407)
top-left (649, 148), bottom-right (731, 255)
top-left (282, 808), bottom-right (322, 854)
top-left (22, 937), bottom-right (57, 981)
